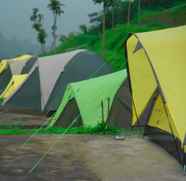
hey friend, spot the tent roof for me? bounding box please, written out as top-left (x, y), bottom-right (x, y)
top-left (5, 54), bottom-right (35, 75)
top-left (38, 49), bottom-right (87, 109)
top-left (0, 61), bottom-right (8, 75)
top-left (48, 70), bottom-right (127, 127)
top-left (127, 25), bottom-right (186, 144)
top-left (0, 74), bottom-right (28, 100)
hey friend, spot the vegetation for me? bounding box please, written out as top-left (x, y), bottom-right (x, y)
top-left (48, 0), bottom-right (64, 49)
top-left (47, 23), bottom-right (168, 71)
top-left (0, 123), bottom-right (144, 136)
top-left (30, 8), bottom-right (47, 53)
top-left (45, 0), bottom-right (186, 71)
top-left (30, 0), bottom-right (64, 52)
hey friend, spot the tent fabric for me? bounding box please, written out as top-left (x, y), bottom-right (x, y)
top-left (6, 54), bottom-right (36, 75)
top-left (3, 49), bottom-right (112, 114)
top-left (38, 49), bottom-right (85, 110)
top-left (0, 74), bottom-right (28, 100)
top-left (126, 25), bottom-right (186, 165)
top-left (2, 67), bottom-right (42, 112)
top-left (44, 50), bottom-right (112, 112)
top-left (0, 61), bottom-right (8, 75)
top-left (108, 80), bottom-right (131, 128)
top-left (48, 70), bottom-right (127, 128)
top-left (0, 62), bottom-right (12, 95)
top-left (0, 54), bottom-right (36, 99)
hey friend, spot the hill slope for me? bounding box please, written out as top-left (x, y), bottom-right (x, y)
top-left (48, 3), bottom-right (186, 71)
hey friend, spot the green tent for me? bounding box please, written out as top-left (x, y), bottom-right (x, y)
top-left (48, 70), bottom-right (128, 128)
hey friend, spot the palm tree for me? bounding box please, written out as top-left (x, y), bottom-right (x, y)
top-left (48, 0), bottom-right (64, 49)
top-left (30, 8), bottom-right (47, 53)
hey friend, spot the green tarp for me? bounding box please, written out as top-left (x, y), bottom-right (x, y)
top-left (48, 70), bottom-right (127, 128)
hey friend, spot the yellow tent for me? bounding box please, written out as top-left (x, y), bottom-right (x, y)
top-left (12, 54), bottom-right (33, 62)
top-left (0, 60), bottom-right (8, 75)
top-left (126, 25), bottom-right (186, 167)
top-left (0, 74), bottom-right (28, 100)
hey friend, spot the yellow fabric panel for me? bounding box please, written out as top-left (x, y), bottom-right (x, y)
top-left (135, 25), bottom-right (186, 144)
top-left (127, 35), bottom-right (157, 125)
top-left (0, 60), bottom-right (8, 74)
top-left (14, 54), bottom-right (32, 62)
top-left (0, 74), bottom-right (28, 99)
top-left (148, 95), bottom-right (179, 139)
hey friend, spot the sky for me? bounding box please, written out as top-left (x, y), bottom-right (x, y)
top-left (0, 0), bottom-right (101, 44)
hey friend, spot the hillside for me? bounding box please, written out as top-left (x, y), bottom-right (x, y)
top-left (48, 3), bottom-right (186, 71)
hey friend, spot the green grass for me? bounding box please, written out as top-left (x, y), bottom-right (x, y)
top-left (140, 2), bottom-right (186, 26)
top-left (0, 123), bottom-right (144, 136)
top-left (44, 1), bottom-right (186, 72)
top-left (46, 23), bottom-right (168, 71)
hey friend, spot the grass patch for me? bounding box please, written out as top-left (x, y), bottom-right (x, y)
top-left (0, 122), bottom-right (144, 136)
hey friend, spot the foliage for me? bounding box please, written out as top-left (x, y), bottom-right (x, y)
top-left (0, 124), bottom-right (144, 136)
top-left (30, 8), bottom-right (47, 53)
top-left (79, 24), bottom-right (88, 34)
top-left (45, 23), bottom-right (168, 71)
top-left (48, 0), bottom-right (64, 49)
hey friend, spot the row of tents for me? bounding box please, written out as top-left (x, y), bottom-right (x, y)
top-left (0, 25), bottom-right (185, 168)
top-left (0, 50), bottom-right (112, 114)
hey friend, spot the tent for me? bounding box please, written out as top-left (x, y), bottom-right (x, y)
top-left (126, 25), bottom-right (186, 166)
top-left (0, 74), bottom-right (28, 102)
top-left (0, 54), bottom-right (36, 100)
top-left (108, 79), bottom-right (131, 128)
top-left (0, 60), bottom-right (12, 94)
top-left (48, 70), bottom-right (128, 128)
top-left (2, 49), bottom-right (112, 114)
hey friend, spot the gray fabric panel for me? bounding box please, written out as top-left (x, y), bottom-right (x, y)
top-left (133, 41), bottom-right (143, 54)
top-left (21, 56), bottom-right (37, 74)
top-left (44, 51), bottom-right (112, 112)
top-left (38, 49), bottom-right (85, 110)
top-left (0, 66), bottom-right (12, 94)
top-left (4, 67), bottom-right (42, 112)
top-left (9, 60), bottom-right (28, 75)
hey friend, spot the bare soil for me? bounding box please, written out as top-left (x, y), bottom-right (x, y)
top-left (0, 135), bottom-right (185, 181)
top-left (0, 111), bottom-right (47, 128)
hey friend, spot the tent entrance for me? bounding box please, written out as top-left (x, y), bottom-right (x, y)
top-left (55, 98), bottom-right (83, 128)
top-left (142, 93), bottom-right (185, 165)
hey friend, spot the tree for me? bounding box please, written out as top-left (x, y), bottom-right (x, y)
top-left (93, 0), bottom-right (114, 56)
top-left (48, 0), bottom-right (64, 49)
top-left (79, 24), bottom-right (88, 34)
top-left (137, 0), bottom-right (141, 24)
top-left (30, 8), bottom-right (47, 53)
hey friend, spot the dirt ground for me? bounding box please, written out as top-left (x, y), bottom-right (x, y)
top-left (0, 135), bottom-right (185, 181)
top-left (0, 111), bottom-right (47, 127)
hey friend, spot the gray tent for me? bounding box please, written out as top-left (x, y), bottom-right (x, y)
top-left (2, 49), bottom-right (112, 114)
